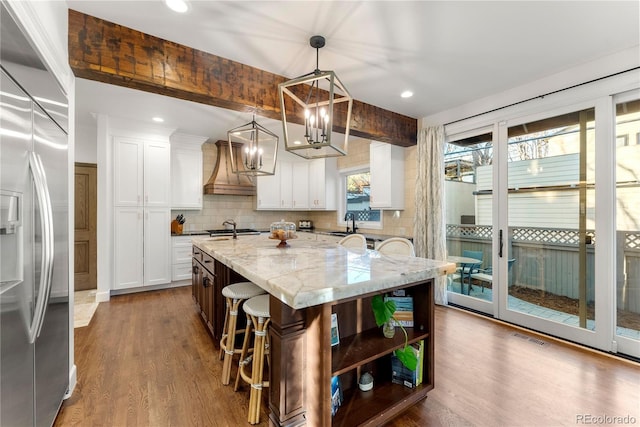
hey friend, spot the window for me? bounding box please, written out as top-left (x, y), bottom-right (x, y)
top-left (616, 134), bottom-right (629, 147)
top-left (339, 169), bottom-right (381, 229)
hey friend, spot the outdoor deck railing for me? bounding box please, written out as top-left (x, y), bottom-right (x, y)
top-left (446, 224), bottom-right (640, 313)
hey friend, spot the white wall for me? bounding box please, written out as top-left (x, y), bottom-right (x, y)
top-left (444, 180), bottom-right (476, 225)
top-left (75, 122), bottom-right (98, 163)
top-left (422, 46), bottom-right (640, 128)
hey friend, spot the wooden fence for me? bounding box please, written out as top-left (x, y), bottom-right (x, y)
top-left (446, 225), bottom-right (640, 314)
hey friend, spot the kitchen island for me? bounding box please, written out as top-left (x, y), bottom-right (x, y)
top-left (191, 234), bottom-right (455, 426)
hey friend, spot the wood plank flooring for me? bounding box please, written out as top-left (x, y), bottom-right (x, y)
top-left (54, 286), bottom-right (640, 427)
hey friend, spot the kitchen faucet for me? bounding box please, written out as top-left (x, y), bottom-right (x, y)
top-left (344, 212), bottom-right (357, 234)
top-left (222, 219), bottom-right (237, 239)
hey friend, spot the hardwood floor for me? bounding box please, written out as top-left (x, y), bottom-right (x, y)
top-left (54, 286), bottom-right (640, 427)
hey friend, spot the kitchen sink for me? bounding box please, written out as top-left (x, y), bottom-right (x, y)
top-left (207, 228), bottom-right (260, 237)
top-left (327, 231), bottom-right (350, 237)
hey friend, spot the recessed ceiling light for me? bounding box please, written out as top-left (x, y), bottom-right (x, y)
top-left (165, 0), bottom-right (189, 13)
top-left (400, 90), bottom-right (414, 99)
top-left (152, 117), bottom-right (164, 123)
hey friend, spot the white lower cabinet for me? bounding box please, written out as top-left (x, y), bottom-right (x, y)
top-left (114, 207), bottom-right (143, 289)
top-left (114, 207), bottom-right (171, 289)
top-left (172, 235), bottom-right (193, 281)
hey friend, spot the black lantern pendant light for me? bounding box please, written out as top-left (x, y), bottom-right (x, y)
top-left (227, 114), bottom-right (278, 176)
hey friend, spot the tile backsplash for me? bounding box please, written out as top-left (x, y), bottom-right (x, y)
top-left (172, 139), bottom-right (416, 237)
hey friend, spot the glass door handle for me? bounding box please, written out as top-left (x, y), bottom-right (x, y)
top-left (499, 229), bottom-right (504, 258)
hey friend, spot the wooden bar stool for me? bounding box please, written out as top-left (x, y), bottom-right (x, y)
top-left (219, 282), bottom-right (265, 386)
top-left (233, 294), bottom-right (270, 425)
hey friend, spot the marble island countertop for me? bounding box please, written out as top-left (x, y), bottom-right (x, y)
top-left (192, 234), bottom-right (455, 309)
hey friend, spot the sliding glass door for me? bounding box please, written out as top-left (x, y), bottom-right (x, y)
top-left (443, 85), bottom-right (640, 358)
top-left (500, 107), bottom-right (598, 344)
top-left (444, 126), bottom-right (496, 314)
top-left (614, 92), bottom-right (640, 357)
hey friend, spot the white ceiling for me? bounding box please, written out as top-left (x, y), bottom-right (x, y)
top-left (68, 0), bottom-right (640, 142)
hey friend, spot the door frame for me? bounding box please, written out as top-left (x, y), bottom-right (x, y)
top-left (443, 74), bottom-right (640, 357)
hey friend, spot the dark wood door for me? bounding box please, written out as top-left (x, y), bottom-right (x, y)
top-left (74, 163), bottom-right (97, 291)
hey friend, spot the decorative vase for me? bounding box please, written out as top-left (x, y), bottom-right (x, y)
top-left (383, 320), bottom-right (396, 338)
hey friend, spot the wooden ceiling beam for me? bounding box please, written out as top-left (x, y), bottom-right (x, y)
top-left (68, 10), bottom-right (417, 147)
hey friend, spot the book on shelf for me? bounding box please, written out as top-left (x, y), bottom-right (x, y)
top-left (331, 375), bottom-right (343, 416)
top-left (391, 340), bottom-right (424, 388)
top-left (384, 295), bottom-right (414, 327)
top-left (331, 313), bottom-right (340, 346)
top-left (417, 339), bottom-right (424, 386)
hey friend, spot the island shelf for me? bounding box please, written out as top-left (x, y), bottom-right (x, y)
top-left (327, 281), bottom-right (434, 426)
top-left (331, 327), bottom-right (430, 376)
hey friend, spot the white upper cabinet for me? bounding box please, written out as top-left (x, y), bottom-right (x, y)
top-left (170, 134), bottom-right (206, 210)
top-left (309, 158), bottom-right (336, 210)
top-left (256, 157), bottom-right (336, 211)
top-left (256, 171), bottom-right (281, 209)
top-left (114, 136), bottom-right (170, 207)
top-left (370, 141), bottom-right (405, 210)
top-left (291, 162), bottom-right (310, 209)
top-left (114, 137), bottom-right (144, 206)
top-left (278, 161), bottom-right (294, 209)
top-left (144, 140), bottom-right (171, 206)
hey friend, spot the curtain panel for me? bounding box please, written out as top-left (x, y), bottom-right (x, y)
top-left (414, 126), bottom-right (448, 305)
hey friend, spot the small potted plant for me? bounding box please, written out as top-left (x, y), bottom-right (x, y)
top-left (371, 295), bottom-right (418, 371)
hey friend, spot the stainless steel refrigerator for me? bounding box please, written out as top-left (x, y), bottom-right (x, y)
top-left (1, 3), bottom-right (70, 426)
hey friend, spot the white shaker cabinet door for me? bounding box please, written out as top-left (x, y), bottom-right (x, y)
top-left (144, 207), bottom-right (172, 286)
top-left (370, 141), bottom-right (404, 210)
top-left (256, 171), bottom-right (281, 209)
top-left (171, 147), bottom-right (202, 209)
top-left (309, 158), bottom-right (337, 210)
top-left (114, 138), bottom-right (143, 206)
top-left (144, 141), bottom-right (171, 207)
top-left (114, 207), bottom-right (144, 289)
top-left (291, 161), bottom-right (309, 209)
top-left (278, 161), bottom-right (293, 209)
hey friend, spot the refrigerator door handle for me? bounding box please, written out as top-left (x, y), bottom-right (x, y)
top-left (28, 152), bottom-right (55, 343)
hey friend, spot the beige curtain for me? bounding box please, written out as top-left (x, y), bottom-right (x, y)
top-left (414, 126), bottom-right (448, 305)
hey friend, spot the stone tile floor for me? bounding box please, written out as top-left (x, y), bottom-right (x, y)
top-left (74, 289), bottom-right (98, 328)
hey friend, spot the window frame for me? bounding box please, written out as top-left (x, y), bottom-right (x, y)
top-left (337, 165), bottom-right (383, 230)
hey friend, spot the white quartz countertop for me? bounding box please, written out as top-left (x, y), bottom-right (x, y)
top-left (192, 234), bottom-right (456, 309)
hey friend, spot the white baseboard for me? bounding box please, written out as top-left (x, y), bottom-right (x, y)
top-left (65, 364), bottom-right (77, 399)
top-left (110, 280), bottom-right (190, 296)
